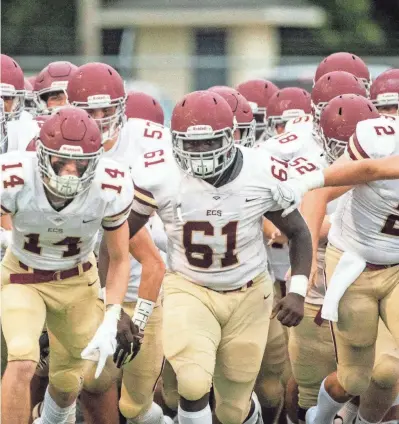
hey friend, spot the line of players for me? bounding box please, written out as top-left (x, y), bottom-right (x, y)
top-left (0, 51), bottom-right (398, 424)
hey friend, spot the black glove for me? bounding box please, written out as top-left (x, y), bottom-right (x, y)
top-left (113, 309), bottom-right (143, 368)
top-left (36, 330), bottom-right (50, 376)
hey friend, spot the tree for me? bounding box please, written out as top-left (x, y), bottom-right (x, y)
top-left (309, 0), bottom-right (385, 52)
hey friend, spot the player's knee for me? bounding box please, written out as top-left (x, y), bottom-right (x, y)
top-left (176, 363), bottom-right (212, 401)
top-left (371, 354), bottom-right (399, 389)
top-left (82, 359), bottom-right (117, 394)
top-left (50, 369), bottom-right (83, 396)
top-left (7, 336), bottom-right (39, 363)
top-left (338, 367), bottom-right (372, 396)
top-left (119, 384), bottom-right (152, 419)
top-left (255, 374), bottom-right (283, 408)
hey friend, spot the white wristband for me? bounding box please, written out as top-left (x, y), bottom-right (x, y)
top-left (300, 170), bottom-right (325, 191)
top-left (289, 275), bottom-right (308, 297)
top-left (132, 298), bottom-right (155, 333)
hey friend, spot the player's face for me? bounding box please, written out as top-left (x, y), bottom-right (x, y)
top-left (183, 137), bottom-right (223, 153)
top-left (377, 105), bottom-right (398, 115)
top-left (87, 106), bottom-right (117, 121)
top-left (46, 92), bottom-right (67, 109)
top-left (2, 96), bottom-right (15, 113)
top-left (50, 156), bottom-right (89, 177)
top-left (276, 123), bottom-right (286, 134)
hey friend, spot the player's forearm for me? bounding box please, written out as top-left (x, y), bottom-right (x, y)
top-left (288, 226), bottom-right (312, 278)
top-left (300, 190), bottom-right (328, 257)
top-left (323, 156), bottom-right (399, 187)
top-left (137, 258), bottom-right (165, 302)
top-left (105, 256), bottom-right (130, 305)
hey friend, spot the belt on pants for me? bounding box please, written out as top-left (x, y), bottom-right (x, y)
top-left (10, 261), bottom-right (93, 284)
top-left (205, 280), bottom-right (254, 294)
top-left (365, 262), bottom-right (399, 271)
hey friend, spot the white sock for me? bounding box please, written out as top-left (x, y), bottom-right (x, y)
top-left (66, 402), bottom-right (76, 424)
top-left (40, 388), bottom-right (77, 424)
top-left (243, 392), bottom-right (262, 424)
top-left (127, 402), bottom-right (164, 424)
top-left (354, 412), bottom-right (380, 424)
top-left (178, 404), bottom-right (212, 424)
top-left (393, 394), bottom-right (399, 407)
top-left (313, 378), bottom-right (346, 424)
top-left (336, 401), bottom-right (358, 423)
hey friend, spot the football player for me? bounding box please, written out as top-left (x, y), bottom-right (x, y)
top-left (122, 90), bottom-right (313, 424)
top-left (313, 52), bottom-right (371, 95)
top-left (270, 105), bottom-right (399, 424)
top-left (125, 91), bottom-right (165, 125)
top-left (34, 61), bottom-right (77, 114)
top-left (236, 78), bottom-right (279, 142)
top-left (68, 62), bottom-right (171, 424)
top-left (0, 54), bottom-right (25, 123)
top-left (208, 85), bottom-right (256, 147)
top-left (264, 87), bottom-right (311, 140)
top-left (0, 107), bottom-right (135, 424)
top-left (262, 78), bottom-right (367, 424)
top-left (370, 68), bottom-right (399, 116)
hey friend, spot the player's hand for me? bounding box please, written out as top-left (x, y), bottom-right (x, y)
top-left (81, 305), bottom-right (121, 379)
top-left (113, 309), bottom-right (143, 368)
top-left (36, 330), bottom-right (50, 377)
top-left (271, 292), bottom-right (304, 327)
top-left (270, 179), bottom-right (309, 217)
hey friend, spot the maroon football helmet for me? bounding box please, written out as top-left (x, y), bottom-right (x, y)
top-left (266, 87), bottom-right (311, 137)
top-left (311, 71), bottom-right (367, 133)
top-left (37, 107), bottom-right (103, 198)
top-left (67, 62), bottom-right (126, 145)
top-left (319, 94), bottom-right (379, 163)
top-left (208, 85), bottom-right (255, 147)
top-left (1, 54), bottom-right (25, 121)
top-left (236, 79), bottom-right (279, 140)
top-left (34, 61), bottom-right (77, 113)
top-left (314, 52), bottom-right (371, 94)
top-left (370, 69), bottom-right (399, 115)
top-left (125, 91), bottom-right (164, 125)
top-left (171, 91), bottom-right (235, 179)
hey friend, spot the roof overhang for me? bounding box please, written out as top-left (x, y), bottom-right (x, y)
top-left (97, 6), bottom-right (326, 28)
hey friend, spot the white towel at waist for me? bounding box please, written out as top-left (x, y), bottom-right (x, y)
top-left (321, 250), bottom-right (366, 322)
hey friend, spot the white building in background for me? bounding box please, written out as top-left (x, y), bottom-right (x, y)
top-left (77, 0), bottom-right (325, 101)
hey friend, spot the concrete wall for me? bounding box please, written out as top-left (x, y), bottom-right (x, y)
top-left (134, 27), bottom-right (193, 102)
top-left (227, 25), bottom-right (280, 87)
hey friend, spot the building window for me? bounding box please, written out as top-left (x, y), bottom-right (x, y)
top-left (194, 29), bottom-right (227, 91)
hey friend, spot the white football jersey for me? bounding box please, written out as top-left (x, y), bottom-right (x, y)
top-left (132, 146), bottom-right (286, 290)
top-left (105, 118), bottom-right (171, 168)
top-left (260, 130), bottom-right (322, 163)
top-left (329, 116), bottom-right (399, 265)
top-left (7, 119), bottom-right (40, 152)
top-left (0, 151), bottom-right (133, 271)
top-left (284, 115), bottom-right (314, 134)
top-left (100, 119), bottom-right (170, 302)
top-left (260, 130), bottom-right (325, 286)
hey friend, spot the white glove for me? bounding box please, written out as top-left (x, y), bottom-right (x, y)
top-left (0, 229), bottom-right (12, 249)
top-left (81, 304), bottom-right (121, 378)
top-left (270, 170), bottom-right (325, 217)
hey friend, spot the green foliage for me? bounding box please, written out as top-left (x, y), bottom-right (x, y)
top-left (310, 0), bottom-right (385, 50)
top-left (1, 0), bottom-right (76, 55)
